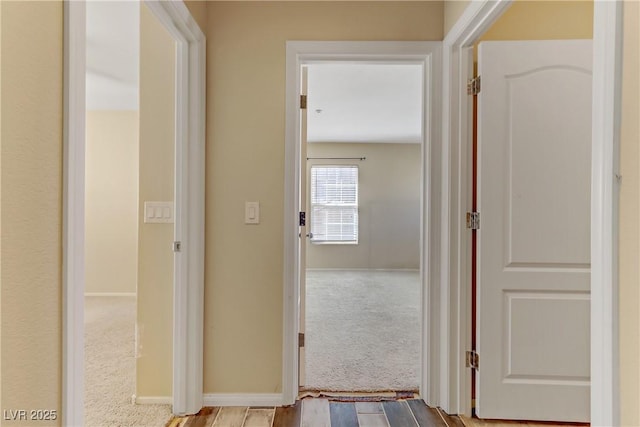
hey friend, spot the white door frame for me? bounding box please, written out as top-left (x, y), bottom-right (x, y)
top-left (283, 41), bottom-right (442, 406)
top-left (62, 1), bottom-right (206, 424)
top-left (440, 1), bottom-right (623, 424)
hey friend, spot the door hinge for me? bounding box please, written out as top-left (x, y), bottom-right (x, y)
top-left (300, 95), bottom-right (307, 109)
top-left (467, 76), bottom-right (481, 96)
top-left (173, 241), bottom-right (182, 252)
top-left (466, 350), bottom-right (479, 370)
top-left (299, 333), bottom-right (305, 348)
top-left (466, 211), bottom-right (480, 230)
top-left (299, 211), bottom-right (306, 227)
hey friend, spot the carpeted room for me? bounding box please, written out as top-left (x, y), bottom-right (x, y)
top-left (301, 63), bottom-right (424, 392)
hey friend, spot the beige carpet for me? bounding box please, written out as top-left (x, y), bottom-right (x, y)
top-left (304, 270), bottom-right (421, 392)
top-left (85, 296), bottom-right (172, 427)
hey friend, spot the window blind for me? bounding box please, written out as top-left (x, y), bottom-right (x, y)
top-left (310, 165), bottom-right (358, 243)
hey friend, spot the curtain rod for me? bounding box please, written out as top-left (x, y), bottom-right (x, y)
top-left (306, 157), bottom-right (366, 161)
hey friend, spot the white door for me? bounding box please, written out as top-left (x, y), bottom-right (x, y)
top-left (476, 40), bottom-right (592, 422)
top-left (299, 66), bottom-right (309, 388)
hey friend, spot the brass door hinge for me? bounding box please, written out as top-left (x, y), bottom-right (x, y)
top-left (466, 350), bottom-right (479, 370)
top-left (466, 212), bottom-right (480, 230)
top-left (467, 76), bottom-right (481, 96)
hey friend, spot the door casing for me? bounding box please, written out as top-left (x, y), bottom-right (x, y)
top-left (62, 1), bottom-right (206, 423)
top-left (283, 41), bottom-right (442, 405)
top-left (441, 1), bottom-right (623, 424)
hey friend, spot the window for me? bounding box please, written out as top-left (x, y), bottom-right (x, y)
top-left (310, 165), bottom-right (358, 244)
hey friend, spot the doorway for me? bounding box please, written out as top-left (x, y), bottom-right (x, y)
top-left (300, 62), bottom-right (424, 392)
top-left (283, 41), bottom-right (442, 404)
top-left (84, 2), bottom-right (175, 424)
top-left (62, 1), bottom-right (205, 423)
top-left (441, 1), bottom-right (621, 424)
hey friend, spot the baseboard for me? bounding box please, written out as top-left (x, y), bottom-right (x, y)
top-left (85, 292), bottom-right (137, 297)
top-left (133, 395), bottom-right (172, 405)
top-left (203, 393), bottom-right (283, 407)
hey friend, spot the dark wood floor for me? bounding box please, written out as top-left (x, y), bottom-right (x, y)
top-left (168, 398), bottom-right (464, 427)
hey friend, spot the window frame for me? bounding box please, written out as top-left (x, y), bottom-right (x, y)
top-left (309, 164), bottom-right (359, 245)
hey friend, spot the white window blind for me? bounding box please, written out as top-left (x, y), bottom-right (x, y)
top-left (310, 165), bottom-right (358, 244)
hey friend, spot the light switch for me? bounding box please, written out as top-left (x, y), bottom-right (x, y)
top-left (144, 201), bottom-right (174, 223)
top-left (245, 201), bottom-right (260, 224)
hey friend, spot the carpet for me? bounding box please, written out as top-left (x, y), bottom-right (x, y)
top-left (304, 270), bottom-right (421, 392)
top-left (85, 296), bottom-right (172, 427)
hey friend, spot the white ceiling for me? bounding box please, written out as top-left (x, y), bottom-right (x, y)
top-left (85, 6), bottom-right (425, 141)
top-left (307, 63), bottom-right (423, 144)
top-left (86, 1), bottom-right (140, 111)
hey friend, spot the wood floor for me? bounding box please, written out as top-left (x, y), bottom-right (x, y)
top-left (166, 399), bottom-right (463, 427)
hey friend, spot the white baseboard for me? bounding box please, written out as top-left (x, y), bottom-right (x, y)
top-left (85, 292), bottom-right (136, 297)
top-left (133, 395), bottom-right (172, 405)
top-left (203, 393), bottom-right (283, 407)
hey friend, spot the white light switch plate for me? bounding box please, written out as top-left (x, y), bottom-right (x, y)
top-left (245, 201), bottom-right (260, 224)
top-left (144, 201), bottom-right (174, 223)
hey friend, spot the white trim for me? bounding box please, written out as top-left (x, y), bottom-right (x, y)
top-left (63, 0), bottom-right (206, 420)
top-left (62, 2), bottom-right (86, 425)
top-left (440, 1), bottom-right (512, 415)
top-left (143, 0), bottom-right (206, 416)
top-left (590, 1), bottom-right (623, 425)
top-left (134, 396), bottom-right (173, 405)
top-left (203, 394), bottom-right (284, 407)
top-left (84, 293), bottom-right (137, 297)
top-left (441, 0), bottom-right (623, 421)
top-left (283, 41), bottom-right (441, 406)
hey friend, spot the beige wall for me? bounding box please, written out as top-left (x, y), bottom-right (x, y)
top-left (306, 143), bottom-right (421, 270)
top-left (0, 1), bottom-right (63, 425)
top-left (184, 0), bottom-right (208, 36)
top-left (619, 1), bottom-right (640, 425)
top-left (85, 111), bottom-right (139, 295)
top-left (205, 1), bottom-right (443, 393)
top-left (476, 0), bottom-right (593, 58)
top-left (480, 0), bottom-right (593, 42)
top-left (136, 4), bottom-right (175, 398)
top-left (444, 0), bottom-right (470, 35)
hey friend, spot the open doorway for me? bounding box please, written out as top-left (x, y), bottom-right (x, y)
top-left (83, 2), bottom-right (175, 425)
top-left (299, 62), bottom-right (424, 393)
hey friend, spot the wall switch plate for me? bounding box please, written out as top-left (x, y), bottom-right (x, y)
top-left (245, 201), bottom-right (260, 224)
top-left (144, 201), bottom-right (174, 223)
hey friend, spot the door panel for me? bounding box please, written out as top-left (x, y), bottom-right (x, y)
top-left (477, 40), bottom-right (592, 422)
top-left (299, 66), bottom-right (308, 388)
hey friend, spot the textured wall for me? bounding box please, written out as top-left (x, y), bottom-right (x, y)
top-left (85, 111), bottom-right (139, 295)
top-left (136, 4), bottom-right (175, 398)
top-left (204, 1), bottom-right (443, 394)
top-left (0, 1), bottom-right (63, 425)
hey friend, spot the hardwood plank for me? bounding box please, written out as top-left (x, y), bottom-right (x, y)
top-left (165, 416), bottom-right (189, 427)
top-left (212, 407), bottom-right (247, 427)
top-left (302, 399), bottom-right (331, 427)
top-left (329, 402), bottom-right (359, 427)
top-left (382, 401), bottom-right (418, 427)
top-left (184, 407), bottom-right (220, 427)
top-left (436, 408), bottom-right (466, 427)
top-left (407, 400), bottom-right (447, 427)
top-left (355, 402), bottom-right (384, 414)
top-left (244, 408), bottom-right (274, 427)
top-left (273, 401), bottom-right (302, 427)
top-left (358, 413), bottom-right (390, 427)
